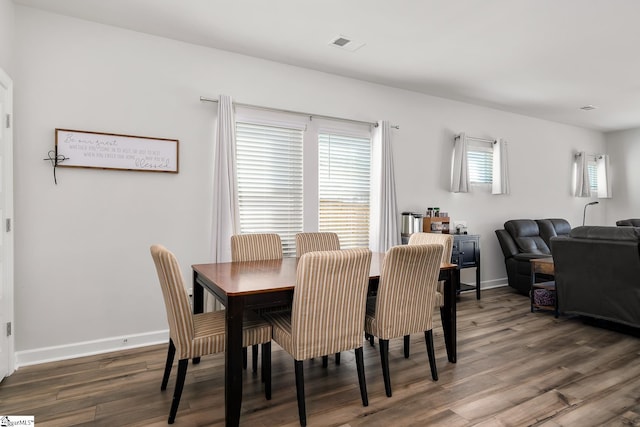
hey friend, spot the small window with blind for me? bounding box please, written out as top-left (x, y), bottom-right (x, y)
top-left (587, 157), bottom-right (598, 192)
top-left (318, 133), bottom-right (371, 249)
top-left (467, 141), bottom-right (493, 184)
top-left (235, 121), bottom-right (304, 256)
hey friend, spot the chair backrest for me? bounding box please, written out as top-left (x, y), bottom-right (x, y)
top-left (150, 245), bottom-right (194, 357)
top-left (408, 232), bottom-right (453, 264)
top-left (295, 232), bottom-right (340, 257)
top-left (504, 219), bottom-right (550, 255)
top-left (231, 233), bottom-right (283, 262)
top-left (373, 244), bottom-right (443, 340)
top-left (290, 248), bottom-right (372, 360)
top-left (536, 218), bottom-right (571, 247)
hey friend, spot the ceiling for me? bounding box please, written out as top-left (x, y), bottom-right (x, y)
top-left (14, 0), bottom-right (640, 132)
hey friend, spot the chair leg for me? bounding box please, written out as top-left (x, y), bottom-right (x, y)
top-left (322, 355), bottom-right (328, 368)
top-left (263, 342), bottom-right (272, 400)
top-left (368, 333), bottom-right (375, 346)
top-left (425, 330), bottom-right (438, 381)
top-left (403, 335), bottom-right (410, 358)
top-left (294, 360), bottom-right (307, 427)
top-left (335, 352), bottom-right (341, 365)
top-left (161, 339), bottom-right (176, 391)
top-left (168, 358), bottom-right (188, 424)
top-left (242, 347), bottom-right (247, 370)
top-left (379, 338), bottom-right (392, 397)
top-left (252, 344), bottom-right (259, 373)
top-left (355, 347), bottom-right (368, 407)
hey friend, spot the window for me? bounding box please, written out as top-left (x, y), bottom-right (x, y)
top-left (319, 133), bottom-right (371, 248)
top-left (235, 113), bottom-right (372, 256)
top-left (587, 157), bottom-right (598, 192)
top-left (573, 152), bottom-right (611, 198)
top-left (467, 142), bottom-right (493, 184)
top-left (235, 121), bottom-right (303, 256)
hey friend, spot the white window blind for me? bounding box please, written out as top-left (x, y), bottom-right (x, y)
top-left (319, 133), bottom-right (371, 248)
top-left (587, 158), bottom-right (598, 192)
top-left (235, 121), bottom-right (303, 257)
top-left (467, 142), bottom-right (493, 184)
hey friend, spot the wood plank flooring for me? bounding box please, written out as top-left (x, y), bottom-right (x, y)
top-left (1, 287), bottom-right (639, 426)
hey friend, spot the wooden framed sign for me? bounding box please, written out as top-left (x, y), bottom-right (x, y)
top-left (55, 129), bottom-right (179, 173)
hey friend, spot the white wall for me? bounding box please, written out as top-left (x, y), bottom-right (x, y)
top-left (13, 6), bottom-right (606, 364)
top-left (0, 0), bottom-right (15, 75)
top-left (605, 127), bottom-right (640, 222)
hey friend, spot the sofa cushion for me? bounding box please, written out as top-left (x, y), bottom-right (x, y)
top-left (504, 219), bottom-right (550, 255)
top-left (536, 218), bottom-right (571, 247)
top-left (569, 225), bottom-right (640, 241)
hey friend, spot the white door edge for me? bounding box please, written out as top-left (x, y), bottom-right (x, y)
top-left (0, 66), bottom-right (14, 381)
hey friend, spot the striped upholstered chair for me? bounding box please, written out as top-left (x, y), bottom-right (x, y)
top-left (150, 245), bottom-right (272, 424)
top-left (405, 232), bottom-right (454, 356)
top-left (295, 232), bottom-right (341, 366)
top-left (365, 244), bottom-right (443, 397)
top-left (231, 233), bottom-right (283, 262)
top-left (264, 248), bottom-right (372, 427)
top-left (295, 232), bottom-right (340, 257)
top-left (231, 233), bottom-right (283, 371)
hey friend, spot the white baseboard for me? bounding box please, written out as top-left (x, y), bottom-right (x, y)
top-left (13, 280), bottom-right (512, 369)
top-left (15, 330), bottom-right (169, 369)
top-left (480, 278), bottom-right (509, 289)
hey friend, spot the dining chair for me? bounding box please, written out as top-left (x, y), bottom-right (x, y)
top-left (231, 233), bottom-right (283, 262)
top-left (231, 233), bottom-right (283, 372)
top-left (364, 244), bottom-right (443, 397)
top-left (263, 248), bottom-right (372, 427)
top-left (295, 232), bottom-right (340, 257)
top-left (404, 232), bottom-right (454, 357)
top-left (295, 232), bottom-right (341, 366)
top-left (150, 244), bottom-right (272, 424)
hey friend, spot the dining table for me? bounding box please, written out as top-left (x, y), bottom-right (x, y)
top-left (192, 252), bottom-right (460, 427)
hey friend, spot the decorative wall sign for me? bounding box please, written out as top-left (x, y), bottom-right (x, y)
top-left (55, 129), bottom-right (179, 173)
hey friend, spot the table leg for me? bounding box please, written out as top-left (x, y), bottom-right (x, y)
top-left (192, 271), bottom-right (205, 364)
top-left (442, 268), bottom-right (459, 363)
top-left (225, 294), bottom-right (245, 427)
top-left (193, 270), bottom-right (204, 315)
top-left (475, 253), bottom-right (481, 300)
top-left (530, 263), bottom-right (536, 313)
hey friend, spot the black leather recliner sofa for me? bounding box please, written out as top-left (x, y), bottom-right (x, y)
top-left (550, 226), bottom-right (640, 328)
top-left (495, 218), bottom-right (571, 294)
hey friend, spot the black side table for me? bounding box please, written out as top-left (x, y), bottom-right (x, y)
top-left (452, 234), bottom-right (481, 299)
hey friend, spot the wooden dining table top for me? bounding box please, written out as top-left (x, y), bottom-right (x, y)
top-left (192, 252), bottom-right (457, 296)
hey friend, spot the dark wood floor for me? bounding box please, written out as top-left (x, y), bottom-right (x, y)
top-left (2, 287), bottom-right (640, 426)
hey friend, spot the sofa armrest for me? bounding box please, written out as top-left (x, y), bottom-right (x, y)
top-left (495, 229), bottom-right (519, 258)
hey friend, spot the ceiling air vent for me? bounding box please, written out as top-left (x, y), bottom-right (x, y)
top-left (580, 105), bottom-right (597, 111)
top-left (329, 35), bottom-right (365, 52)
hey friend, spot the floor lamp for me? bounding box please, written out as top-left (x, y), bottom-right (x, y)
top-left (582, 201), bottom-right (599, 226)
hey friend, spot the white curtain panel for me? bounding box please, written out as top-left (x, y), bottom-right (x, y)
top-left (491, 138), bottom-right (510, 195)
top-left (451, 133), bottom-right (469, 193)
top-left (369, 120), bottom-right (400, 252)
top-left (574, 152), bottom-right (591, 197)
top-left (596, 154), bottom-right (612, 198)
top-left (208, 94), bottom-right (240, 311)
